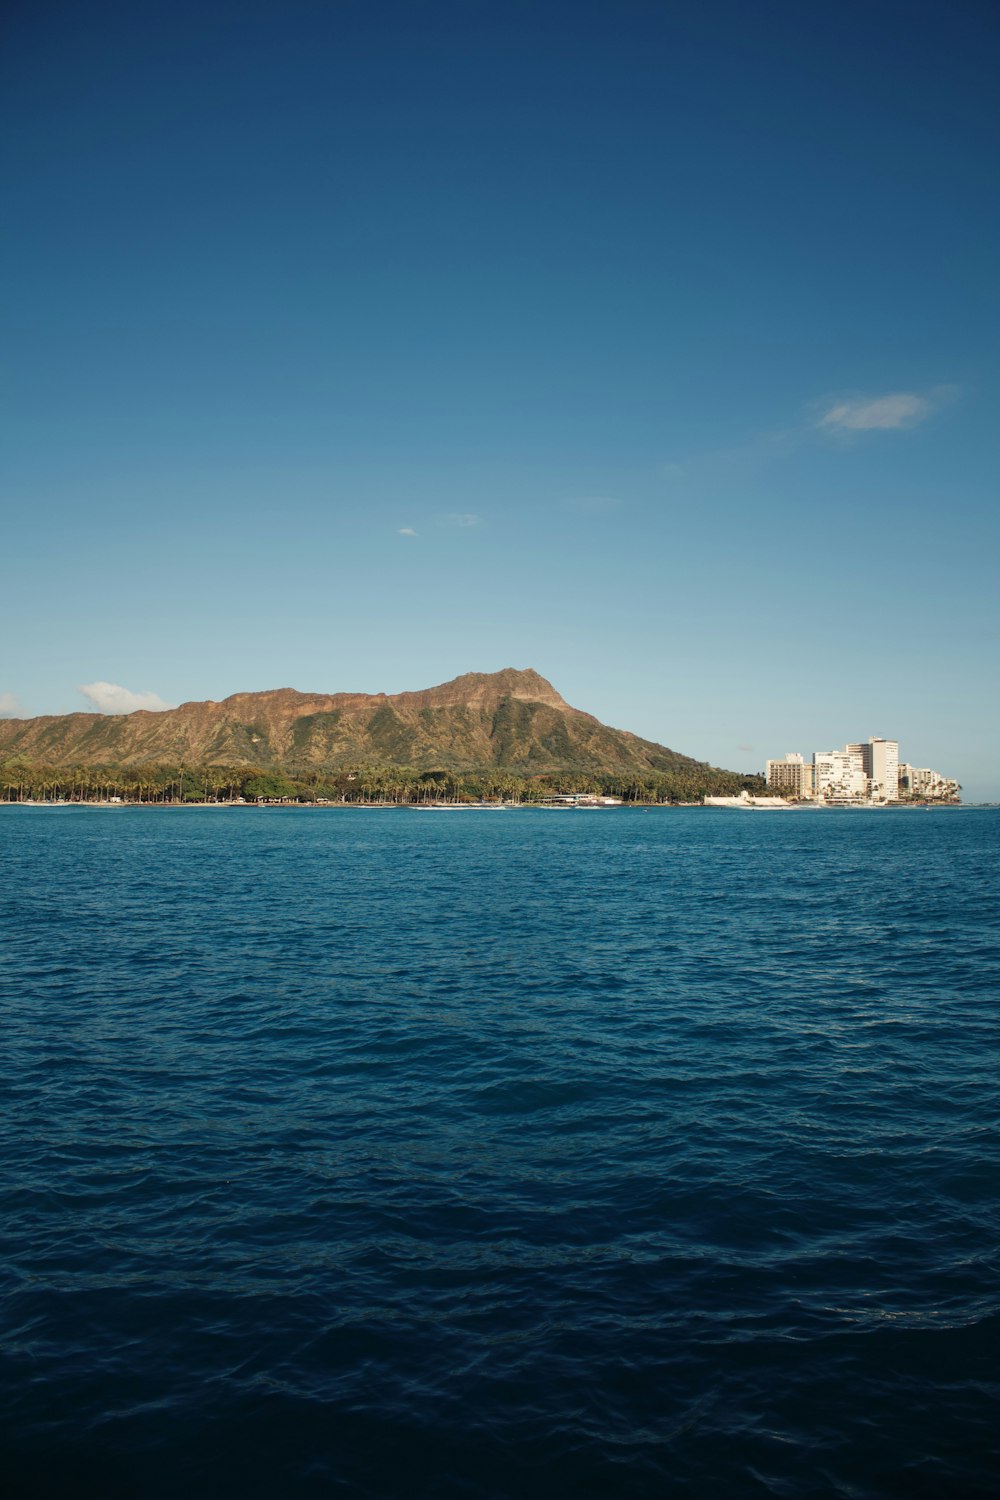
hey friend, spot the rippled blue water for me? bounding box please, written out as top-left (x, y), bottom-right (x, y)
top-left (2, 805), bottom-right (998, 1498)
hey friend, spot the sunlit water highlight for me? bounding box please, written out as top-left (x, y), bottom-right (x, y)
top-left (1, 806), bottom-right (998, 1498)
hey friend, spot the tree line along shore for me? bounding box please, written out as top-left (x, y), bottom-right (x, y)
top-left (1, 760), bottom-right (768, 806)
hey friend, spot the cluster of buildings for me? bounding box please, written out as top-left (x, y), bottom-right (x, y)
top-left (766, 739), bottom-right (959, 803)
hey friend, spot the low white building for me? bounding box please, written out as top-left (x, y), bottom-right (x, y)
top-left (898, 764), bottom-right (960, 800)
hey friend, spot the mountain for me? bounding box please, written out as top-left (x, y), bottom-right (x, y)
top-left (0, 668), bottom-right (711, 776)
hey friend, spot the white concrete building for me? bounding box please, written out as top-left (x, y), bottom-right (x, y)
top-left (813, 747), bottom-right (867, 800)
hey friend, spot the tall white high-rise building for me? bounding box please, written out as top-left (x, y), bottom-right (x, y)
top-left (843, 738), bottom-right (900, 800)
top-left (866, 738), bottom-right (899, 801)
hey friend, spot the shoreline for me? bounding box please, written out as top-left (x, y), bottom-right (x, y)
top-left (0, 799), bottom-right (970, 812)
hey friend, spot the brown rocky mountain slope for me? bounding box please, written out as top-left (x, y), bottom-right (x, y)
top-left (0, 668), bottom-right (709, 775)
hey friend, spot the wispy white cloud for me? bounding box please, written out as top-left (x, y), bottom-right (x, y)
top-left (820, 394), bottom-right (928, 430)
top-left (397, 527), bottom-right (418, 537)
top-left (818, 385), bottom-right (958, 432)
top-left (656, 383), bottom-right (959, 484)
top-left (78, 682), bottom-right (173, 715)
top-left (737, 743), bottom-right (754, 753)
top-left (0, 692), bottom-right (23, 719)
top-left (439, 513), bottom-right (482, 528)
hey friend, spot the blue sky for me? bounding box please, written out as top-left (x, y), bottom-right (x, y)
top-left (3, 0), bottom-right (998, 796)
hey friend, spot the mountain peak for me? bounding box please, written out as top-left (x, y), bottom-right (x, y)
top-left (413, 668), bottom-right (569, 711)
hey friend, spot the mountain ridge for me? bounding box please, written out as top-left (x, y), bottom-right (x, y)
top-left (0, 668), bottom-right (712, 776)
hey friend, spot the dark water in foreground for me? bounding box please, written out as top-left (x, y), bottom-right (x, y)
top-left (1, 805), bottom-right (998, 1499)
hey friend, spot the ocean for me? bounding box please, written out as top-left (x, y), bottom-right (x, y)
top-left (1, 805), bottom-right (998, 1498)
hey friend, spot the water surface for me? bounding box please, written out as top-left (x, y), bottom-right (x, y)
top-left (2, 806), bottom-right (998, 1497)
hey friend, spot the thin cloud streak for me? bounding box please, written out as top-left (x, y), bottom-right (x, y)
top-left (439, 513), bottom-right (482, 528)
top-left (397, 527), bottom-right (418, 536)
top-left (561, 496), bottom-right (622, 515)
